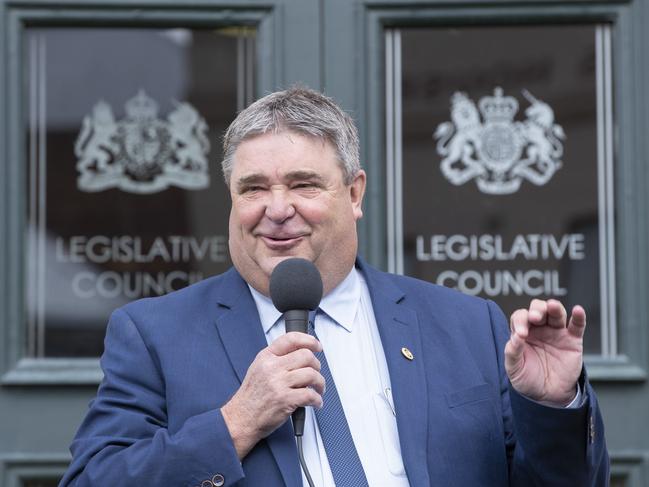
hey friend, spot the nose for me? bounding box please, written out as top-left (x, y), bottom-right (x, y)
top-left (265, 187), bottom-right (295, 222)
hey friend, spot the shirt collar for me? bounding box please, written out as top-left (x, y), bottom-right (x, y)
top-left (248, 286), bottom-right (282, 335)
top-left (319, 267), bottom-right (360, 332)
top-left (248, 267), bottom-right (362, 335)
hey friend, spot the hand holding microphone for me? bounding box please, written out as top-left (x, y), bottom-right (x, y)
top-left (221, 258), bottom-right (324, 460)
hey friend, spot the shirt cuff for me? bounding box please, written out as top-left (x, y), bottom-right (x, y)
top-left (564, 382), bottom-right (582, 409)
top-left (525, 382), bottom-right (583, 409)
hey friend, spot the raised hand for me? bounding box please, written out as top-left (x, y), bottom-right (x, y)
top-left (504, 299), bottom-right (586, 406)
top-left (221, 332), bottom-right (324, 459)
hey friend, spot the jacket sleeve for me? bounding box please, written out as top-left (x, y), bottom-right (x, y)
top-left (59, 308), bottom-right (245, 487)
top-left (486, 300), bottom-right (610, 487)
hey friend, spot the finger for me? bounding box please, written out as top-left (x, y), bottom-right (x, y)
top-left (287, 368), bottom-right (326, 396)
top-left (509, 308), bottom-right (530, 339)
top-left (290, 387), bottom-right (324, 409)
top-left (527, 299), bottom-right (548, 325)
top-left (567, 305), bottom-right (587, 339)
top-left (546, 299), bottom-right (568, 328)
top-left (281, 348), bottom-right (321, 372)
top-left (504, 332), bottom-right (526, 378)
top-left (269, 332), bottom-right (322, 356)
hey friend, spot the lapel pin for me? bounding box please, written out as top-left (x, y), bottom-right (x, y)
top-left (401, 347), bottom-right (414, 360)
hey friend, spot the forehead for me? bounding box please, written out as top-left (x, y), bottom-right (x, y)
top-left (231, 130), bottom-right (343, 180)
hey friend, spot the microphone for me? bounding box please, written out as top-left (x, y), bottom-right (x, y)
top-left (269, 258), bottom-right (323, 437)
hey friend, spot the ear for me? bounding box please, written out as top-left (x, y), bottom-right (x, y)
top-left (349, 170), bottom-right (366, 221)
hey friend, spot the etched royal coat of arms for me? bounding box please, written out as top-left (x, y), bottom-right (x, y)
top-left (434, 87), bottom-right (565, 194)
top-left (75, 90), bottom-right (210, 194)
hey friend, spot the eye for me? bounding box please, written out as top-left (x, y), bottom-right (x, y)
top-left (239, 184), bottom-right (265, 195)
top-left (292, 181), bottom-right (319, 190)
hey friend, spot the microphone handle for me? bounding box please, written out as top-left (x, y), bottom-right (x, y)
top-left (283, 309), bottom-right (310, 436)
top-left (284, 309), bottom-right (309, 334)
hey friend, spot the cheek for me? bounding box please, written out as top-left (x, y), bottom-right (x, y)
top-left (299, 202), bottom-right (327, 223)
top-left (298, 195), bottom-right (346, 222)
top-left (231, 200), bottom-right (264, 230)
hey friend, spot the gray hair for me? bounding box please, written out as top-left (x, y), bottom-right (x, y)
top-left (221, 86), bottom-right (360, 185)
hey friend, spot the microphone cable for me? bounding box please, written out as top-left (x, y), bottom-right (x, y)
top-left (296, 433), bottom-right (315, 487)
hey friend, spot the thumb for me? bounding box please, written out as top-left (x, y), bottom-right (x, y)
top-left (505, 309), bottom-right (529, 377)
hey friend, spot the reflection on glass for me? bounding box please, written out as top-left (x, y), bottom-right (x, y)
top-left (25, 27), bottom-right (256, 357)
top-left (394, 25), bottom-right (614, 355)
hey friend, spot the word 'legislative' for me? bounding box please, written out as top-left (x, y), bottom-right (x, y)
top-left (56, 235), bottom-right (228, 264)
top-left (416, 233), bottom-right (585, 261)
top-left (416, 233), bottom-right (586, 297)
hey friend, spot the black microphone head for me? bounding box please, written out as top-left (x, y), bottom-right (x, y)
top-left (269, 258), bottom-right (323, 312)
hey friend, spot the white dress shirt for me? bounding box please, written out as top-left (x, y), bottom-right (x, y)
top-left (249, 268), bottom-right (411, 487)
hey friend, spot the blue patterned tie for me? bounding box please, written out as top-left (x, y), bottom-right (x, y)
top-left (308, 309), bottom-right (369, 487)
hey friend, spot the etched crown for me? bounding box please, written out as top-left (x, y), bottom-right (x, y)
top-left (479, 87), bottom-right (518, 122)
top-left (125, 90), bottom-right (159, 120)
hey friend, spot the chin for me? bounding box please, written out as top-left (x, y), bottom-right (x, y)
top-left (263, 255), bottom-right (298, 272)
top-left (263, 254), bottom-right (312, 271)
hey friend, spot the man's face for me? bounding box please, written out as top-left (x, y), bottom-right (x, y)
top-left (228, 131), bottom-right (366, 296)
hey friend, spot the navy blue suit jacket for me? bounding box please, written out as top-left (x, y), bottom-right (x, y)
top-left (61, 259), bottom-right (609, 486)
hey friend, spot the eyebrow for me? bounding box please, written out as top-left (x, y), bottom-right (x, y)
top-left (235, 174), bottom-right (267, 189)
top-left (235, 170), bottom-right (325, 189)
top-left (284, 170), bottom-right (325, 183)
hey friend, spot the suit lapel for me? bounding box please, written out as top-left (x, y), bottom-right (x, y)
top-left (359, 260), bottom-right (432, 487)
top-left (212, 268), bottom-right (301, 487)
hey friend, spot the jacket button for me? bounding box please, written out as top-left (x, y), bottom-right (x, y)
top-left (212, 473), bottom-right (225, 486)
top-left (201, 481), bottom-right (212, 487)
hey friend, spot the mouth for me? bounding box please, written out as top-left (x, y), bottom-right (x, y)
top-left (259, 234), bottom-right (305, 250)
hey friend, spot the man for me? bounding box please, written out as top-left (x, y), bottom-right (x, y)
top-left (60, 87), bottom-right (609, 486)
